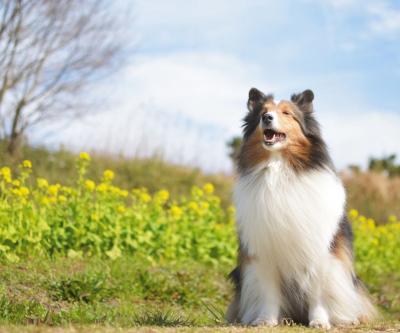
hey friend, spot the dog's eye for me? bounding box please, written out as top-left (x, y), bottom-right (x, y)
top-left (282, 111), bottom-right (290, 115)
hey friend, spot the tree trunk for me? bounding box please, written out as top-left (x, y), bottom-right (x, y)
top-left (7, 99), bottom-right (25, 157)
top-left (7, 131), bottom-right (23, 157)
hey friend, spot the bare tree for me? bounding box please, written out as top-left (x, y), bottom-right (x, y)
top-left (0, 0), bottom-right (130, 155)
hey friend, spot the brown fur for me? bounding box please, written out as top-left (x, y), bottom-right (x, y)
top-left (240, 100), bottom-right (312, 172)
top-left (331, 230), bottom-right (354, 273)
top-left (238, 127), bottom-right (270, 171)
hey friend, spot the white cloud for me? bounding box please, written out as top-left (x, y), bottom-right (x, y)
top-left (320, 109), bottom-right (400, 169)
top-left (366, 2), bottom-right (400, 36)
top-left (31, 50), bottom-right (400, 173)
top-left (32, 52), bottom-right (276, 172)
top-left (323, 0), bottom-right (400, 37)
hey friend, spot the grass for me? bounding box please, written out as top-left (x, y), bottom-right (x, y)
top-left (0, 256), bottom-right (231, 327)
top-left (0, 322), bottom-right (399, 332)
top-left (0, 256), bottom-right (398, 332)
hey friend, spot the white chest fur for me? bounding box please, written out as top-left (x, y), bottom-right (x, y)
top-left (234, 157), bottom-right (345, 277)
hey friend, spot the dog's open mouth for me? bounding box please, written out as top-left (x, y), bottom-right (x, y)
top-left (263, 129), bottom-right (286, 145)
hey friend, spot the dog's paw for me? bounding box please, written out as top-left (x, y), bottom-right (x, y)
top-left (251, 317), bottom-right (278, 327)
top-left (309, 319), bottom-right (332, 330)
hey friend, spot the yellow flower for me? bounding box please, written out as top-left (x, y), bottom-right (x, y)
top-left (140, 193), bottom-right (151, 203)
top-left (41, 197), bottom-right (49, 205)
top-left (188, 201), bottom-right (199, 212)
top-left (117, 205), bottom-right (126, 213)
top-left (85, 180), bottom-right (96, 191)
top-left (59, 195), bottom-right (67, 203)
top-left (119, 189), bottom-right (128, 198)
top-left (103, 169), bottom-right (115, 181)
top-left (12, 180), bottom-right (21, 187)
top-left (1, 167), bottom-right (12, 182)
top-left (79, 152), bottom-right (91, 161)
top-left (349, 209), bottom-right (358, 219)
top-left (227, 206), bottom-right (236, 215)
top-left (1, 167), bottom-right (11, 176)
top-left (203, 183), bottom-right (214, 194)
top-left (170, 205), bottom-right (183, 219)
top-left (200, 202), bottom-right (210, 211)
top-left (62, 186), bottom-right (72, 194)
top-left (155, 189), bottom-right (169, 203)
top-left (19, 187), bottom-right (30, 196)
top-left (22, 160), bottom-right (32, 168)
top-left (97, 183), bottom-right (108, 193)
top-left (366, 218), bottom-right (375, 229)
top-left (37, 178), bottom-right (49, 189)
top-left (48, 185), bottom-right (59, 196)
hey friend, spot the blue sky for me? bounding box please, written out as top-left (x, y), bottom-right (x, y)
top-left (36, 0), bottom-right (400, 172)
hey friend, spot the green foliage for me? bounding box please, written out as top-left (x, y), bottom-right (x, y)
top-left (226, 136), bottom-right (242, 162)
top-left (132, 310), bottom-right (195, 326)
top-left (0, 297), bottom-right (49, 325)
top-left (350, 210), bottom-right (400, 313)
top-left (369, 154), bottom-right (400, 177)
top-left (49, 273), bottom-right (111, 303)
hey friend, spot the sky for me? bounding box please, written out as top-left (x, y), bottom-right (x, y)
top-left (32, 0), bottom-right (400, 173)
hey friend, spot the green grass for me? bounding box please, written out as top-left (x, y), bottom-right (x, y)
top-left (0, 256), bottom-right (231, 327)
top-left (0, 256), bottom-right (398, 332)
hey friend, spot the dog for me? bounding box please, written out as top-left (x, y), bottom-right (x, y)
top-left (226, 88), bottom-right (376, 329)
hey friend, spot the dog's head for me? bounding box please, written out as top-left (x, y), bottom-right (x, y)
top-left (239, 88), bottom-right (330, 172)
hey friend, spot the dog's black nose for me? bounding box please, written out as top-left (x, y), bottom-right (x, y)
top-left (262, 113), bottom-right (274, 124)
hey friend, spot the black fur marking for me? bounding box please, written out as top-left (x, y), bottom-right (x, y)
top-left (228, 266), bottom-right (241, 293)
top-left (292, 90), bottom-right (334, 171)
top-left (243, 88), bottom-right (273, 140)
top-left (330, 215), bottom-right (354, 257)
top-left (291, 90), bottom-right (314, 113)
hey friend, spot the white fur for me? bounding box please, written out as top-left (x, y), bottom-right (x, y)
top-left (234, 155), bottom-right (367, 326)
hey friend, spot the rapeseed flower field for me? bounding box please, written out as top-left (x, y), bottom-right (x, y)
top-left (0, 153), bottom-right (399, 271)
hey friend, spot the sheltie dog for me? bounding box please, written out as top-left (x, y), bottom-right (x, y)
top-left (226, 88), bottom-right (376, 329)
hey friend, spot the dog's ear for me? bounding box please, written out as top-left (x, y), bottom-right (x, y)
top-left (247, 87), bottom-right (268, 112)
top-left (291, 89), bottom-right (314, 112)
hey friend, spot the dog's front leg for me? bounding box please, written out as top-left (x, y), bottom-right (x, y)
top-left (240, 262), bottom-right (281, 326)
top-left (308, 278), bottom-right (331, 330)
